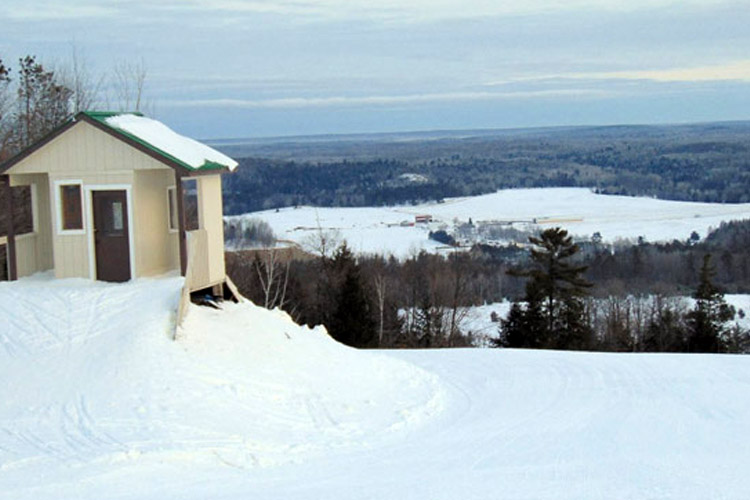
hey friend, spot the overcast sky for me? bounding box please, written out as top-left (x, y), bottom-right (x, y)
top-left (1, 0), bottom-right (749, 138)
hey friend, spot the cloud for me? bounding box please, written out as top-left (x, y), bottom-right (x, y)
top-left (484, 60), bottom-right (750, 88)
top-left (160, 0), bottom-right (735, 23)
top-left (1, 1), bottom-right (118, 20)
top-left (583, 60), bottom-right (750, 83)
top-left (162, 88), bottom-right (611, 110)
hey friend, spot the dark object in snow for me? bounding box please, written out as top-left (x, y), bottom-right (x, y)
top-left (195, 294), bottom-right (223, 310)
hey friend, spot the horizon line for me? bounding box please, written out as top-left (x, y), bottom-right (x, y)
top-left (201, 118), bottom-right (750, 145)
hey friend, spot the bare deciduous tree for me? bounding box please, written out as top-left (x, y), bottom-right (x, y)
top-left (302, 211), bottom-right (342, 260)
top-left (373, 272), bottom-right (387, 345)
top-left (60, 45), bottom-right (103, 113)
top-left (254, 248), bottom-right (291, 310)
top-left (0, 58), bottom-right (12, 159)
top-left (111, 58), bottom-right (149, 113)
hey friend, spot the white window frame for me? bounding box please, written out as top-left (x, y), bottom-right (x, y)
top-left (166, 186), bottom-right (179, 233)
top-left (54, 179), bottom-right (86, 235)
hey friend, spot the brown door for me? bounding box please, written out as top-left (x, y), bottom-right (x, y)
top-left (92, 190), bottom-right (131, 282)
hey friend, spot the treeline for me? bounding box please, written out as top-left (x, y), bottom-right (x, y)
top-left (495, 228), bottom-right (747, 354)
top-left (469, 219), bottom-right (750, 297)
top-left (562, 219), bottom-right (750, 296)
top-left (227, 245), bottom-right (485, 348)
top-left (225, 221), bottom-right (750, 352)
top-left (222, 157), bottom-right (466, 214)
top-left (0, 56), bottom-right (75, 161)
top-left (0, 52), bottom-right (150, 244)
top-left (221, 122), bottom-right (750, 214)
top-left (0, 52), bottom-right (150, 162)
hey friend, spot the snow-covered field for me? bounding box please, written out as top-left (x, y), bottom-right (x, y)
top-left (2, 276), bottom-right (750, 499)
top-left (233, 188), bottom-right (750, 257)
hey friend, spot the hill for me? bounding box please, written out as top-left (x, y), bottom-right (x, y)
top-left (227, 187), bottom-right (750, 258)
top-left (215, 121), bottom-right (750, 214)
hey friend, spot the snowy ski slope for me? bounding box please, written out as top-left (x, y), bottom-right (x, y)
top-left (1, 276), bottom-right (750, 499)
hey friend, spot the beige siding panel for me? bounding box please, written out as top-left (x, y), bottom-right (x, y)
top-left (32, 174), bottom-right (54, 271)
top-left (133, 169), bottom-right (179, 277)
top-left (52, 233), bottom-right (89, 279)
top-left (189, 175), bottom-right (226, 290)
top-left (202, 175), bottom-right (226, 284)
top-left (188, 230), bottom-right (210, 290)
top-left (7, 121), bottom-right (172, 176)
top-left (14, 234), bottom-right (37, 277)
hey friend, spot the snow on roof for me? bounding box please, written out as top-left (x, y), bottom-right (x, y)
top-left (92, 112), bottom-right (238, 172)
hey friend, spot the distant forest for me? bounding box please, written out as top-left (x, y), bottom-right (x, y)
top-left (219, 121), bottom-right (750, 215)
top-left (226, 219), bottom-right (750, 352)
top-left (220, 122), bottom-right (750, 353)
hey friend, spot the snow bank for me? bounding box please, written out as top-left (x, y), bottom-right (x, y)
top-left (0, 276), bottom-right (444, 498)
top-left (2, 276), bottom-right (750, 500)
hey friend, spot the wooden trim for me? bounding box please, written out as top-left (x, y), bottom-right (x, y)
top-left (53, 179), bottom-right (86, 235)
top-left (2, 175), bottom-right (17, 280)
top-left (0, 119), bottom-right (78, 174)
top-left (175, 171), bottom-right (188, 276)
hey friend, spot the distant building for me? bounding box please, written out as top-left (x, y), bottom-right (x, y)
top-left (415, 214), bottom-right (433, 224)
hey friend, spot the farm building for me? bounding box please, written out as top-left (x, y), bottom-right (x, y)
top-left (0, 111), bottom-right (237, 294)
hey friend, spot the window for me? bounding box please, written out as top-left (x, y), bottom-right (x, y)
top-left (60, 184), bottom-right (83, 231)
top-left (13, 186), bottom-right (33, 235)
top-left (0, 185), bottom-right (33, 237)
top-left (168, 181), bottom-right (199, 231)
top-left (183, 179), bottom-right (199, 231)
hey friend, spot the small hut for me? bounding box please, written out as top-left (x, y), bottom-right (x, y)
top-left (0, 111), bottom-right (237, 294)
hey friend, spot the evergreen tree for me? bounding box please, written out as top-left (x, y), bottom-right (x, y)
top-left (685, 254), bottom-right (734, 352)
top-left (328, 244), bottom-right (376, 347)
top-left (14, 56), bottom-right (72, 150)
top-left (499, 228), bottom-right (593, 349)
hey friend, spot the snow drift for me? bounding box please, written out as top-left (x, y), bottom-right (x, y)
top-left (0, 275), bottom-right (444, 498)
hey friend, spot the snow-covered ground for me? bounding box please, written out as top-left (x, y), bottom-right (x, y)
top-left (2, 276), bottom-right (750, 499)
top-left (233, 188), bottom-right (750, 258)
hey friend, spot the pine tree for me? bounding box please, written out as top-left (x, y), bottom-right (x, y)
top-left (328, 244), bottom-right (376, 347)
top-left (499, 228), bottom-right (593, 349)
top-left (15, 56), bottom-right (72, 150)
top-left (686, 254), bottom-right (734, 352)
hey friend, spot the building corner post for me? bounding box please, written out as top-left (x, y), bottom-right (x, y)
top-left (175, 171), bottom-right (187, 277)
